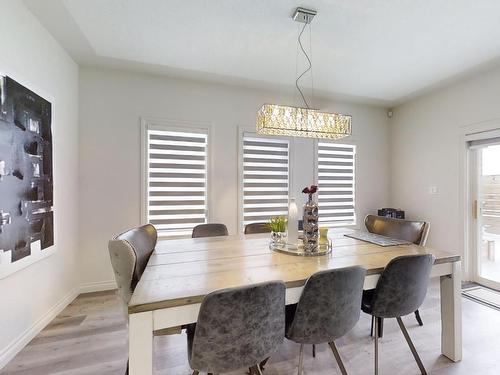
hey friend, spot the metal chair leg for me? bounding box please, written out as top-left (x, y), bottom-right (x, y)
top-left (378, 317), bottom-right (384, 338)
top-left (259, 357), bottom-right (269, 370)
top-left (371, 316), bottom-right (384, 338)
top-left (374, 317), bottom-right (379, 375)
top-left (249, 365), bottom-right (263, 375)
top-left (297, 344), bottom-right (304, 375)
top-left (396, 317), bottom-right (427, 375)
top-left (328, 341), bottom-right (348, 375)
top-left (415, 310), bottom-right (424, 326)
top-left (312, 344), bottom-right (316, 358)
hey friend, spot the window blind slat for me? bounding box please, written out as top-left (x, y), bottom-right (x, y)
top-left (317, 142), bottom-right (356, 227)
top-left (242, 135), bottom-right (289, 228)
top-left (147, 128), bottom-right (208, 237)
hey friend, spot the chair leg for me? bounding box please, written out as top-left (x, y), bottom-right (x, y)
top-left (370, 316), bottom-right (384, 338)
top-left (248, 357), bottom-right (269, 375)
top-left (259, 357), bottom-right (269, 370)
top-left (328, 341), bottom-right (348, 375)
top-left (312, 344), bottom-right (316, 358)
top-left (374, 317), bottom-right (379, 375)
top-left (297, 344), bottom-right (304, 375)
top-left (378, 317), bottom-right (384, 338)
top-left (415, 310), bottom-right (424, 326)
top-left (249, 365), bottom-right (263, 375)
top-left (396, 317), bottom-right (427, 375)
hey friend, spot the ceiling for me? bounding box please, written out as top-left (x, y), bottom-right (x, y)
top-left (25, 0), bottom-right (500, 105)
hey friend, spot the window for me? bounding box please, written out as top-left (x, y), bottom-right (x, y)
top-left (316, 142), bottom-right (356, 226)
top-left (241, 134), bottom-right (289, 229)
top-left (145, 125), bottom-right (208, 237)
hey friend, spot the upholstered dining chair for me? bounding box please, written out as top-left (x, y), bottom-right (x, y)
top-left (187, 281), bottom-right (286, 375)
top-left (108, 224), bottom-right (158, 375)
top-left (286, 266), bottom-right (367, 375)
top-left (192, 223), bottom-right (228, 238)
top-left (365, 215), bottom-right (430, 247)
top-left (364, 214), bottom-right (430, 333)
top-left (244, 222), bottom-right (271, 234)
top-left (361, 254), bottom-right (435, 375)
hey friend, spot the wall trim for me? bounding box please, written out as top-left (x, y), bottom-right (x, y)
top-left (79, 280), bottom-right (117, 294)
top-left (0, 280), bottom-right (117, 370)
top-left (0, 286), bottom-right (79, 369)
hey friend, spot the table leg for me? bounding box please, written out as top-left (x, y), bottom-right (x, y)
top-left (440, 261), bottom-right (462, 362)
top-left (129, 311), bottom-right (154, 375)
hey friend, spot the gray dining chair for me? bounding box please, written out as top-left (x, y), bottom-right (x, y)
top-left (364, 214), bottom-right (430, 332)
top-left (286, 266), bottom-right (366, 375)
top-left (192, 223), bottom-right (229, 238)
top-left (244, 222), bottom-right (271, 234)
top-left (361, 254), bottom-right (435, 375)
top-left (108, 224), bottom-right (158, 375)
top-left (187, 281), bottom-right (286, 375)
top-left (365, 215), bottom-right (430, 247)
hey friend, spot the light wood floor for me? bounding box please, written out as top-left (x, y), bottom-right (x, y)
top-left (2, 280), bottom-right (500, 375)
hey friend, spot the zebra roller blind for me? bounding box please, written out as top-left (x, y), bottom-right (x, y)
top-left (316, 142), bottom-right (356, 226)
top-left (242, 135), bottom-right (289, 228)
top-left (146, 127), bottom-right (208, 237)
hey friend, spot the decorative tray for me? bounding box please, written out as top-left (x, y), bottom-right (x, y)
top-left (270, 241), bottom-right (332, 257)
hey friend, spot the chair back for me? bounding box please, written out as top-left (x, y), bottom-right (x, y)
top-left (287, 266), bottom-right (366, 344)
top-left (189, 281), bottom-right (285, 373)
top-left (108, 224), bottom-right (157, 306)
top-left (244, 222), bottom-right (271, 234)
top-left (192, 223), bottom-right (228, 238)
top-left (371, 254), bottom-right (435, 318)
top-left (365, 214), bottom-right (430, 245)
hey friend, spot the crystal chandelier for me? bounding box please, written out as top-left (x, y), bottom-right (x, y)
top-left (256, 8), bottom-right (352, 140)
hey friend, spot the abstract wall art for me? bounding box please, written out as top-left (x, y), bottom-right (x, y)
top-left (0, 75), bottom-right (54, 278)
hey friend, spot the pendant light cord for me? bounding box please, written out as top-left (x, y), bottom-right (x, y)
top-left (296, 21), bottom-right (312, 109)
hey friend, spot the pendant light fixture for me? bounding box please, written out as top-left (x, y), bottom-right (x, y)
top-left (256, 7), bottom-right (352, 140)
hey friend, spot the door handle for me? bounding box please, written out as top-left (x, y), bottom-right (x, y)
top-left (473, 200), bottom-right (478, 220)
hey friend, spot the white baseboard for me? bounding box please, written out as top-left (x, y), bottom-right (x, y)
top-left (79, 280), bottom-right (117, 294)
top-left (0, 280), bottom-right (118, 370)
top-left (0, 286), bottom-right (79, 369)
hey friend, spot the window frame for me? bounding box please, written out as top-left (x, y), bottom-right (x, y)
top-left (141, 117), bottom-right (212, 238)
top-left (238, 127), bottom-right (293, 234)
top-left (313, 138), bottom-right (358, 228)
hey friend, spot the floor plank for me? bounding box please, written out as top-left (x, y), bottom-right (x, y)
top-left (1, 281), bottom-right (500, 374)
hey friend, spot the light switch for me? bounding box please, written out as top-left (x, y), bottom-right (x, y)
top-left (428, 186), bottom-right (438, 195)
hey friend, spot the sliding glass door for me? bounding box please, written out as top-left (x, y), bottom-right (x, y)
top-left (472, 143), bottom-right (500, 289)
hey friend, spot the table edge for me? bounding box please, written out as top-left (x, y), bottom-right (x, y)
top-left (128, 255), bottom-right (461, 314)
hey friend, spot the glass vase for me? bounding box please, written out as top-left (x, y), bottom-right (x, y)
top-left (271, 231), bottom-right (287, 246)
top-left (303, 195), bottom-right (319, 252)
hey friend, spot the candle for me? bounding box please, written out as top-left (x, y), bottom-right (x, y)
top-left (287, 198), bottom-right (299, 246)
top-left (319, 227), bottom-right (329, 245)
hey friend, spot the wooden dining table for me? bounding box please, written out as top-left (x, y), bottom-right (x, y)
top-left (128, 228), bottom-right (462, 374)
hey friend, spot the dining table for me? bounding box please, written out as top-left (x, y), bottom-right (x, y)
top-left (127, 228), bottom-right (462, 374)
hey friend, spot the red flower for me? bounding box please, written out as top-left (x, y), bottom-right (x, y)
top-left (302, 185), bottom-right (318, 195)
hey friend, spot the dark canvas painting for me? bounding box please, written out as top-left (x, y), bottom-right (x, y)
top-left (0, 75), bottom-right (53, 270)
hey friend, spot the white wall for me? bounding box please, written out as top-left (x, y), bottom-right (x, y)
top-left (391, 63), bottom-right (500, 272)
top-left (79, 67), bottom-right (390, 285)
top-left (0, 0), bottom-right (79, 367)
